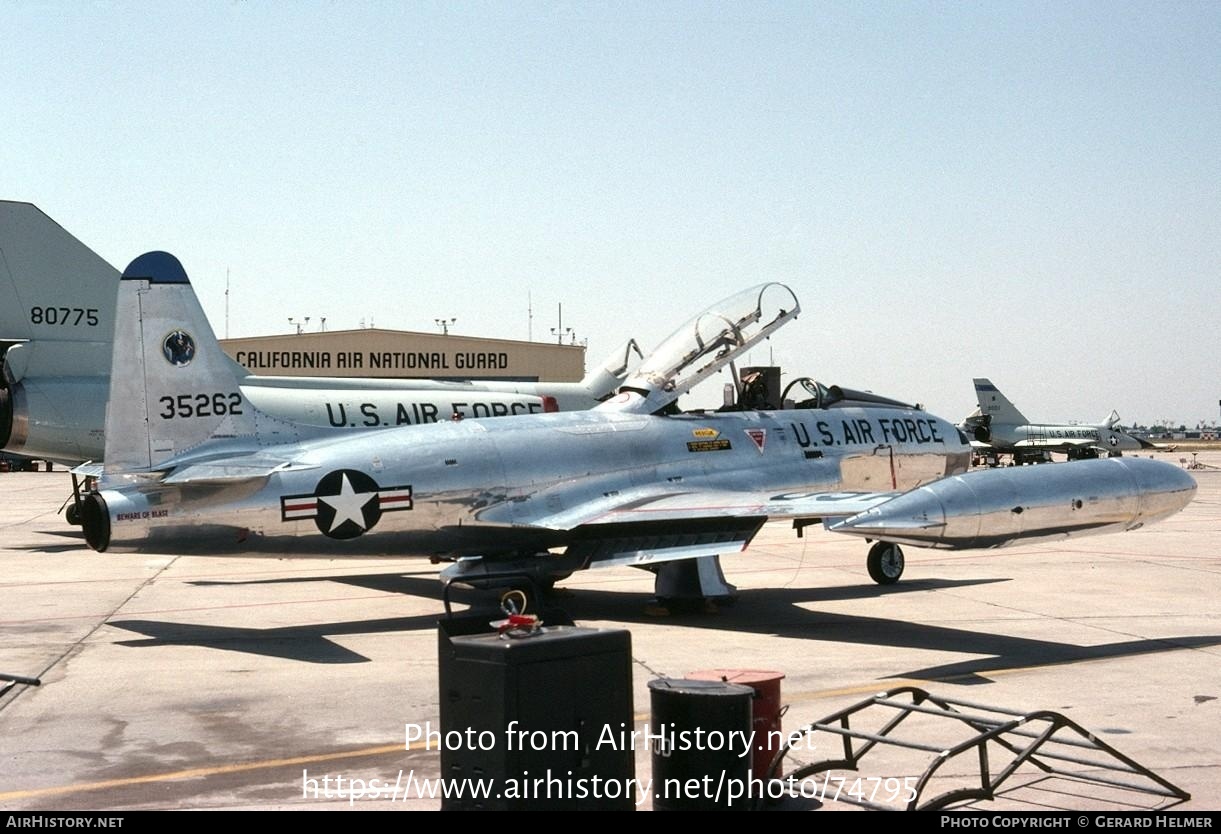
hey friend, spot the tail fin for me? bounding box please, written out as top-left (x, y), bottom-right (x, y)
top-left (105, 251), bottom-right (286, 472)
top-left (0, 201), bottom-right (117, 379)
top-left (972, 378), bottom-right (1029, 426)
top-left (0, 202), bottom-right (118, 462)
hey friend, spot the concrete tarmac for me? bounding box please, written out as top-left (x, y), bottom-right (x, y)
top-left (0, 452), bottom-right (1217, 811)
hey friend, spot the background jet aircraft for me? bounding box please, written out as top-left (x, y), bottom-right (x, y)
top-left (78, 256), bottom-right (1195, 605)
top-left (960, 378), bottom-right (1156, 466)
top-left (0, 200), bottom-right (640, 466)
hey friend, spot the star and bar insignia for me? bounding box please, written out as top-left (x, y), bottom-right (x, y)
top-left (280, 469), bottom-right (413, 539)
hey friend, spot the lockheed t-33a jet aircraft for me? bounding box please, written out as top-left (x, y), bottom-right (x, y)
top-left (960, 378), bottom-right (1156, 466)
top-left (77, 255), bottom-right (1196, 606)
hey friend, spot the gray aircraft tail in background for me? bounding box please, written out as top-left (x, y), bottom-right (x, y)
top-left (961, 377), bottom-right (1156, 465)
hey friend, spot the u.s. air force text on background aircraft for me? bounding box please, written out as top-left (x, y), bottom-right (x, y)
top-left (961, 378), bottom-right (1156, 465)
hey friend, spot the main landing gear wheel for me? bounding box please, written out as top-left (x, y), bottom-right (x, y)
top-left (867, 541), bottom-right (904, 585)
top-left (65, 503), bottom-right (82, 526)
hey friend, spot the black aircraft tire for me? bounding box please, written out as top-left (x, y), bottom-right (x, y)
top-left (867, 541), bottom-right (904, 585)
top-left (65, 503), bottom-right (82, 526)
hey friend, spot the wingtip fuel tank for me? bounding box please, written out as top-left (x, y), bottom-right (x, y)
top-left (827, 457), bottom-right (1197, 549)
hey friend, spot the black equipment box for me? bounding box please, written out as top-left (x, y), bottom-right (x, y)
top-left (438, 620), bottom-right (634, 810)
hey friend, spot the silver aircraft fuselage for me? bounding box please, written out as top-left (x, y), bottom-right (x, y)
top-left (83, 406), bottom-right (970, 556)
top-left (986, 422), bottom-right (1149, 456)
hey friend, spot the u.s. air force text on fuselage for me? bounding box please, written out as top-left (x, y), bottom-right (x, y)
top-left (320, 399), bottom-right (547, 427)
top-left (789, 416), bottom-right (947, 448)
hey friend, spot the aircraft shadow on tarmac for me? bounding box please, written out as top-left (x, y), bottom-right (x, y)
top-left (21, 543), bottom-right (88, 554)
top-left (106, 572), bottom-right (1221, 683)
top-left (187, 570), bottom-right (442, 592)
top-left (14, 527), bottom-right (87, 552)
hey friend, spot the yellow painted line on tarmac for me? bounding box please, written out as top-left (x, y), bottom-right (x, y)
top-left (628, 665), bottom-right (1047, 723)
top-left (781, 664), bottom-right (1057, 705)
top-left (0, 742), bottom-right (416, 802)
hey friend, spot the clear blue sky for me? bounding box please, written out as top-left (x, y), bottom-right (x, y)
top-left (4, 1), bottom-right (1218, 425)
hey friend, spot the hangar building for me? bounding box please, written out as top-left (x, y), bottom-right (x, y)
top-left (220, 329), bottom-right (586, 382)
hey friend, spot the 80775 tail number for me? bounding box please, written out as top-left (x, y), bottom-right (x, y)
top-left (30, 306), bottom-right (100, 326)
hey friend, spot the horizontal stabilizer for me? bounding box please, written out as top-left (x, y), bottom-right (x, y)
top-left (70, 462), bottom-right (104, 478)
top-left (162, 456), bottom-right (317, 485)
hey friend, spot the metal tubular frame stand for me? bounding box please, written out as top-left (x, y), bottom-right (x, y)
top-left (756, 686), bottom-right (1190, 811)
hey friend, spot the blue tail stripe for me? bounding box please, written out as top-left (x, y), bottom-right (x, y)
top-left (121, 251), bottom-right (190, 284)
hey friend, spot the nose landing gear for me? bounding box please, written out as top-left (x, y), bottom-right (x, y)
top-left (867, 540), bottom-right (905, 585)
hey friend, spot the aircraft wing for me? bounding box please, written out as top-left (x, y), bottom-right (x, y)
top-left (495, 486), bottom-right (901, 531)
top-left (472, 487), bottom-right (901, 570)
top-left (578, 489), bottom-right (900, 526)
